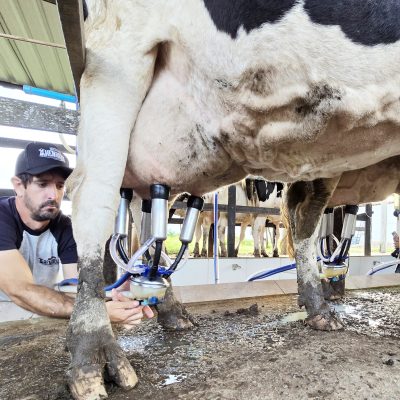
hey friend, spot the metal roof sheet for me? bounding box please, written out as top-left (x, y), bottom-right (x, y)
top-left (0, 0), bottom-right (75, 95)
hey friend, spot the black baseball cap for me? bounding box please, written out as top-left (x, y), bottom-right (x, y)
top-left (15, 142), bottom-right (73, 179)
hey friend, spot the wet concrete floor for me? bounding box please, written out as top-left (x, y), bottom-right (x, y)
top-left (0, 287), bottom-right (399, 400)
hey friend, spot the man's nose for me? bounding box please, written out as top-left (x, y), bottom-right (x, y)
top-left (47, 185), bottom-right (59, 200)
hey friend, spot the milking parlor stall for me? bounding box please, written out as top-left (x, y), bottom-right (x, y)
top-left (1, 1), bottom-right (400, 400)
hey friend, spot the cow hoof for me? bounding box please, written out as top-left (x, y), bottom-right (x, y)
top-left (105, 347), bottom-right (138, 390)
top-left (193, 252), bottom-right (200, 258)
top-left (273, 250), bottom-right (279, 258)
top-left (157, 304), bottom-right (196, 331)
top-left (305, 313), bottom-right (344, 331)
top-left (261, 252), bottom-right (269, 257)
top-left (68, 365), bottom-right (108, 400)
top-left (253, 251), bottom-right (261, 258)
top-left (200, 250), bottom-right (207, 257)
top-left (159, 314), bottom-right (196, 331)
top-left (221, 251), bottom-right (228, 257)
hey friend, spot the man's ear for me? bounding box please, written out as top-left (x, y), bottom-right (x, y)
top-left (11, 176), bottom-right (25, 197)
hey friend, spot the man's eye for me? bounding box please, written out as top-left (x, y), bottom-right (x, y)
top-left (38, 183), bottom-right (46, 188)
top-left (57, 185), bottom-right (65, 190)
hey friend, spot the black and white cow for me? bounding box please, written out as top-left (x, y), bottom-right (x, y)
top-left (66, 1), bottom-right (400, 398)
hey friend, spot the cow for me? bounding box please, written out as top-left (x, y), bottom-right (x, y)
top-left (252, 182), bottom-right (284, 257)
top-left (66, 1), bottom-right (400, 398)
top-left (193, 181), bottom-right (257, 257)
top-left (191, 180), bottom-right (283, 257)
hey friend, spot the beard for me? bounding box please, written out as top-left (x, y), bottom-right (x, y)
top-left (24, 197), bottom-right (60, 222)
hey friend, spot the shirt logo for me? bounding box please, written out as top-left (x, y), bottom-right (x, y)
top-left (38, 256), bottom-right (60, 266)
top-left (38, 147), bottom-right (66, 163)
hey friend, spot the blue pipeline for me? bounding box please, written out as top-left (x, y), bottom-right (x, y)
top-left (23, 85), bottom-right (77, 103)
top-left (248, 262), bottom-right (297, 281)
top-left (247, 255), bottom-right (349, 281)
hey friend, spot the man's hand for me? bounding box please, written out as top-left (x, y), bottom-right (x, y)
top-left (106, 289), bottom-right (154, 329)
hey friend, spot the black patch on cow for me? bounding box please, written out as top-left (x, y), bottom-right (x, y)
top-left (203, 0), bottom-right (297, 39)
top-left (245, 178), bottom-right (254, 201)
top-left (204, 0), bottom-right (400, 46)
top-left (276, 182), bottom-right (284, 197)
top-left (255, 179), bottom-right (267, 202)
top-left (83, 0), bottom-right (88, 21)
top-left (304, 0), bottom-right (400, 46)
top-left (266, 182), bottom-right (276, 200)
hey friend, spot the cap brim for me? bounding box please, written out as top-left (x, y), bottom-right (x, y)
top-left (27, 165), bottom-right (73, 179)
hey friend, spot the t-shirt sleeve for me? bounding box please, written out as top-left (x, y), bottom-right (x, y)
top-left (57, 216), bottom-right (78, 264)
top-left (0, 206), bottom-right (19, 251)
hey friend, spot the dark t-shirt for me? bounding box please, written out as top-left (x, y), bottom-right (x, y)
top-left (0, 196), bottom-right (78, 300)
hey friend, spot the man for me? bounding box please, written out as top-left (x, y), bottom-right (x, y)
top-left (0, 142), bottom-right (153, 325)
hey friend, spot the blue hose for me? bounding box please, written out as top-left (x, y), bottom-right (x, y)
top-left (58, 271), bottom-right (132, 291)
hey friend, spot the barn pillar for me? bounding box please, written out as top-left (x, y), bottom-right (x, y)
top-left (227, 185), bottom-right (236, 257)
top-left (364, 204), bottom-right (373, 256)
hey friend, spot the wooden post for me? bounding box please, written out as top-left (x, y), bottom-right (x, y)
top-left (227, 185), bottom-right (236, 257)
top-left (56, 0), bottom-right (86, 99)
top-left (365, 204), bottom-right (373, 256)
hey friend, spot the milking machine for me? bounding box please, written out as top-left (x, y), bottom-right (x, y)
top-left (108, 184), bottom-right (204, 305)
top-left (57, 184), bottom-right (204, 305)
top-left (247, 205), bottom-right (359, 282)
top-left (317, 205), bottom-right (358, 281)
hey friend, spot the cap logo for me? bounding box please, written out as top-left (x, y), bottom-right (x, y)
top-left (38, 147), bottom-right (66, 163)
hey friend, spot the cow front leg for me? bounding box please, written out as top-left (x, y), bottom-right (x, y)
top-left (65, 21), bottom-right (158, 397)
top-left (67, 254), bottom-right (137, 399)
top-left (286, 178), bottom-right (343, 331)
top-left (156, 282), bottom-right (196, 330)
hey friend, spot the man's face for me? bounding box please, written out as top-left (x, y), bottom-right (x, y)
top-left (23, 172), bottom-right (66, 222)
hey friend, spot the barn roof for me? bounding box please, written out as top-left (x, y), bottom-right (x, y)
top-left (0, 0), bottom-right (84, 97)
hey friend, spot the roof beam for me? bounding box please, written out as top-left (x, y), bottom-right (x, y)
top-left (0, 96), bottom-right (79, 135)
top-left (56, 0), bottom-right (85, 100)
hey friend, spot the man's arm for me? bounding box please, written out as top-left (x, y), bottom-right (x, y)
top-left (0, 250), bottom-right (154, 324)
top-left (0, 249), bottom-right (74, 317)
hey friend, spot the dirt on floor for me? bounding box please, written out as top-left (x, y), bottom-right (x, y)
top-left (0, 287), bottom-right (399, 400)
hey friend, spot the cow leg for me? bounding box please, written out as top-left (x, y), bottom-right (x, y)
top-left (286, 178), bottom-right (343, 331)
top-left (156, 282), bottom-right (196, 330)
top-left (66, 27), bottom-right (158, 399)
top-left (272, 224), bottom-right (280, 257)
top-left (193, 219), bottom-right (202, 257)
top-left (234, 222), bottom-right (247, 256)
top-left (201, 223), bottom-right (209, 257)
top-left (261, 223), bottom-right (268, 257)
top-left (252, 219), bottom-right (261, 257)
top-left (219, 216), bottom-right (228, 257)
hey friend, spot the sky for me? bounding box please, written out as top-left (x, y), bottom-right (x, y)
top-left (0, 85), bottom-right (398, 247)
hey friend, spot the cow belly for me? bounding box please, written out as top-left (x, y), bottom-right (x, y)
top-left (123, 67), bottom-right (245, 197)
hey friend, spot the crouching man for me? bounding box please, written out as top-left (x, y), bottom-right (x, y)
top-left (0, 142), bottom-right (153, 325)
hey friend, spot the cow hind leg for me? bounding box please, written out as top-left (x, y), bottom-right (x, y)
top-left (156, 283), bottom-right (196, 330)
top-left (286, 178), bottom-right (343, 331)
